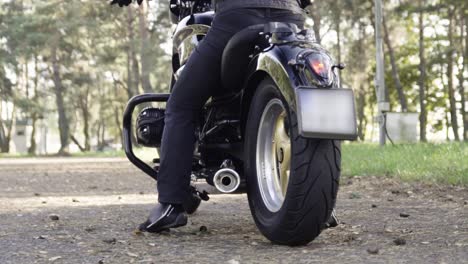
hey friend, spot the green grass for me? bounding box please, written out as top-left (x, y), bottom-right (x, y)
top-left (342, 142), bottom-right (468, 186)
top-left (2, 143), bottom-right (467, 186)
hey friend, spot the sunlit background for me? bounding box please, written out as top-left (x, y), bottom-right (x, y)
top-left (0, 0), bottom-right (466, 155)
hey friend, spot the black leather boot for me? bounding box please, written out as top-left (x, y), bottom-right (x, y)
top-left (139, 203), bottom-right (188, 233)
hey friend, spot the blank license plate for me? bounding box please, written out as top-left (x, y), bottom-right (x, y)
top-left (295, 87), bottom-right (357, 140)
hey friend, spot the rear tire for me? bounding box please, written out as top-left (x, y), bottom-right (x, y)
top-left (244, 77), bottom-right (341, 246)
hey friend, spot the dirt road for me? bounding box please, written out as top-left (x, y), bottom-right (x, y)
top-left (0, 158), bottom-right (466, 264)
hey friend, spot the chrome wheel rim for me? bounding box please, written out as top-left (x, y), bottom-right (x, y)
top-left (256, 99), bottom-right (291, 213)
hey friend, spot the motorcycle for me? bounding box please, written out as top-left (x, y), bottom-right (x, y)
top-left (123, 0), bottom-right (357, 246)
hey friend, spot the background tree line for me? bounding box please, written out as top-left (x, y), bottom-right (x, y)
top-left (0, 0), bottom-right (466, 155)
top-left (305, 0), bottom-right (466, 142)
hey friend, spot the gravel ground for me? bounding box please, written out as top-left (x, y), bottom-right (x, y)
top-left (0, 158), bottom-right (467, 264)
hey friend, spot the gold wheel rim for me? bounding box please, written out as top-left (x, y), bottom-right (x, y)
top-left (273, 112), bottom-right (291, 197)
top-left (256, 99), bottom-right (291, 213)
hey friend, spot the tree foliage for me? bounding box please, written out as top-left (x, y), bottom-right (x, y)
top-left (0, 0), bottom-right (466, 154)
top-left (0, 0), bottom-right (172, 154)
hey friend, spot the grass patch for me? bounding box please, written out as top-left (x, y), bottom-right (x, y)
top-left (342, 142), bottom-right (468, 186)
top-left (2, 143), bottom-right (466, 186)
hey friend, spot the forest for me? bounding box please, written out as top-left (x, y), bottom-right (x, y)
top-left (0, 0), bottom-right (466, 155)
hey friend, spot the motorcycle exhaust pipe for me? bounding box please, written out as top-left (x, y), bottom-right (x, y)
top-left (213, 168), bottom-right (241, 194)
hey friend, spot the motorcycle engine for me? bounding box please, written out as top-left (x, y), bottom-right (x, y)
top-left (136, 108), bottom-right (165, 148)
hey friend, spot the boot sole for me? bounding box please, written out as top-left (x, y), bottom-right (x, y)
top-left (150, 213), bottom-right (188, 233)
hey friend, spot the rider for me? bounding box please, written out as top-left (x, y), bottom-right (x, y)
top-left (112, 0), bottom-right (306, 233)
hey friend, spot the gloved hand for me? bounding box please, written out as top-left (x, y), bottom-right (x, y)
top-left (110, 0), bottom-right (144, 7)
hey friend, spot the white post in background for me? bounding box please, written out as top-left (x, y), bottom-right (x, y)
top-left (374, 0), bottom-right (389, 146)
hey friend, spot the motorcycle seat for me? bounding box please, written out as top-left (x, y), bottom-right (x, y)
top-left (219, 24), bottom-right (267, 97)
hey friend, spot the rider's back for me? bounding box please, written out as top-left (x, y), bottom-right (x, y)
top-left (215, 0), bottom-right (303, 14)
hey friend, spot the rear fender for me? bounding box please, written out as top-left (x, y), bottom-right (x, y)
top-left (255, 47), bottom-right (300, 110)
top-left (243, 45), bottom-right (357, 140)
top-left (241, 46), bottom-right (301, 135)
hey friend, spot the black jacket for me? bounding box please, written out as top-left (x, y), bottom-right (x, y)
top-left (215, 0), bottom-right (303, 14)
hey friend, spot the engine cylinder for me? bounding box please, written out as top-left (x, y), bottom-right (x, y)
top-left (136, 108), bottom-right (165, 148)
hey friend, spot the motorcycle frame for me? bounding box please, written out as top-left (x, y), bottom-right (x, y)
top-left (122, 11), bottom-right (356, 183)
top-left (123, 93), bottom-right (169, 181)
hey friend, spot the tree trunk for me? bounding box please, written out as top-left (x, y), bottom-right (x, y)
top-left (126, 50), bottom-right (134, 99)
top-left (307, 3), bottom-right (321, 44)
top-left (77, 86), bottom-right (91, 152)
top-left (460, 13), bottom-right (467, 141)
top-left (24, 60), bottom-right (29, 99)
top-left (127, 7), bottom-right (140, 95)
top-left (139, 0), bottom-right (153, 93)
top-left (0, 103), bottom-right (15, 153)
top-left (0, 101), bottom-right (6, 152)
top-left (383, 15), bottom-right (408, 112)
top-left (97, 120), bottom-right (106, 151)
top-left (418, 0), bottom-right (427, 142)
top-left (97, 121), bottom-right (103, 150)
top-left (80, 100), bottom-right (91, 151)
top-left (28, 113), bottom-right (37, 155)
top-left (126, 9), bottom-right (134, 100)
top-left (335, 13), bottom-right (342, 82)
top-left (0, 93), bottom-right (7, 152)
top-left (0, 120), bottom-right (6, 153)
top-left (114, 106), bottom-right (123, 145)
top-left (51, 44), bottom-right (70, 155)
top-left (28, 55), bottom-right (39, 155)
top-left (446, 111), bottom-right (450, 141)
top-left (356, 23), bottom-right (367, 141)
top-left (447, 7), bottom-right (460, 141)
top-left (83, 111), bottom-right (91, 152)
top-left (5, 106), bottom-right (15, 153)
top-left (357, 87), bottom-right (366, 141)
top-left (336, 15), bottom-right (341, 64)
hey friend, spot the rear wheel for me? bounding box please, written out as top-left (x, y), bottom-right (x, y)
top-left (244, 77), bottom-right (341, 246)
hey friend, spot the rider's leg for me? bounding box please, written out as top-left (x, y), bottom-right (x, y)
top-left (140, 8), bottom-right (304, 233)
top-left (157, 8), bottom-right (304, 205)
top-left (156, 22), bottom-right (236, 206)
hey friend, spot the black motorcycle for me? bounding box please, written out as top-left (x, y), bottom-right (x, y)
top-left (123, 0), bottom-right (357, 246)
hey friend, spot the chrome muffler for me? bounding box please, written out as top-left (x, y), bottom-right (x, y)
top-left (213, 160), bottom-right (241, 193)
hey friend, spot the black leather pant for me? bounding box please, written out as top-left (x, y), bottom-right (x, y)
top-left (157, 8), bottom-right (304, 204)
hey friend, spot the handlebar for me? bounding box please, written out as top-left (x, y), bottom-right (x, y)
top-left (170, 0), bottom-right (213, 23)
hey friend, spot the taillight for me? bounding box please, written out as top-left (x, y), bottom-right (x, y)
top-left (306, 53), bottom-right (333, 86)
top-left (311, 60), bottom-right (327, 77)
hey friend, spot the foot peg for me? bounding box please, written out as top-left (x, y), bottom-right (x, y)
top-left (190, 186), bottom-right (209, 201)
top-left (152, 159), bottom-right (161, 178)
top-left (184, 186), bottom-right (209, 215)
